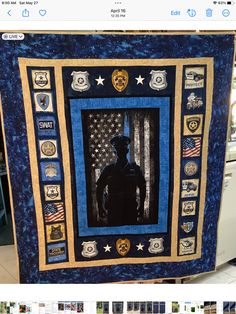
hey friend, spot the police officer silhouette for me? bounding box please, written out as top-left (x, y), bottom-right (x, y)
top-left (96, 135), bottom-right (146, 226)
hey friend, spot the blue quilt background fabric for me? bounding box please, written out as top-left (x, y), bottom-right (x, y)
top-left (0, 32), bottom-right (234, 283)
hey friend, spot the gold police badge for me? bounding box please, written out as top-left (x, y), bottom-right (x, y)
top-left (116, 238), bottom-right (131, 256)
top-left (112, 69), bottom-right (129, 92)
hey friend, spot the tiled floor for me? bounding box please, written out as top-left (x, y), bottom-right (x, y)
top-left (0, 245), bottom-right (236, 284)
top-left (0, 245), bottom-right (18, 283)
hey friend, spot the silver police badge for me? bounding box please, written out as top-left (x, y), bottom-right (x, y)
top-left (148, 238), bottom-right (164, 254)
top-left (71, 71), bottom-right (90, 92)
top-left (81, 241), bottom-right (98, 258)
top-left (34, 71), bottom-right (49, 88)
top-left (149, 70), bottom-right (167, 91)
top-left (181, 222), bottom-right (194, 233)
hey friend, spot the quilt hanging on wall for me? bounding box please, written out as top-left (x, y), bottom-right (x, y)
top-left (0, 32), bottom-right (234, 283)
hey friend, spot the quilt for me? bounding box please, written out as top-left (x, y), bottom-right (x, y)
top-left (0, 32), bottom-right (234, 283)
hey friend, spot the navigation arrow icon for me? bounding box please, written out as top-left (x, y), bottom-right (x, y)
top-left (7, 10), bottom-right (12, 16)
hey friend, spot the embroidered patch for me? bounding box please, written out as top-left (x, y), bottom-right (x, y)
top-left (148, 238), bottom-right (164, 254)
top-left (32, 70), bottom-right (51, 89)
top-left (44, 184), bottom-right (61, 201)
top-left (36, 116), bottom-right (56, 136)
top-left (185, 67), bottom-right (205, 89)
top-left (186, 92), bottom-right (203, 109)
top-left (116, 238), bottom-right (131, 256)
top-left (40, 161), bottom-right (61, 181)
top-left (112, 69), bottom-right (129, 92)
top-left (34, 92), bottom-right (53, 112)
top-left (47, 242), bottom-right (67, 262)
top-left (183, 137), bottom-right (201, 158)
top-left (71, 71), bottom-right (90, 92)
top-left (184, 161), bottom-right (198, 176)
top-left (46, 223), bottom-right (65, 243)
top-left (181, 221), bottom-right (194, 233)
top-left (181, 179), bottom-right (199, 198)
top-left (43, 202), bottom-right (64, 223)
top-left (39, 140), bottom-right (58, 158)
top-left (179, 237), bottom-right (196, 255)
top-left (183, 114), bottom-right (203, 136)
top-left (182, 200), bottom-right (196, 216)
top-left (149, 70), bottom-right (167, 91)
top-left (81, 241), bottom-right (98, 258)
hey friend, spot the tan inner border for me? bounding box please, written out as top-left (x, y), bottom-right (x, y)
top-left (16, 57), bottom-right (213, 272)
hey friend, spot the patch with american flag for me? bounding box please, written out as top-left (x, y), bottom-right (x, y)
top-left (82, 108), bottom-right (159, 227)
top-left (43, 203), bottom-right (65, 223)
top-left (183, 137), bottom-right (201, 157)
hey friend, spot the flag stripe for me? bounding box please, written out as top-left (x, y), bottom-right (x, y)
top-left (144, 116), bottom-right (150, 218)
top-left (183, 138), bottom-right (201, 157)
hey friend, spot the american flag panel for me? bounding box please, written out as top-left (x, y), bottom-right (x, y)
top-left (44, 203), bottom-right (65, 223)
top-left (183, 137), bottom-right (201, 158)
top-left (82, 108), bottom-right (159, 226)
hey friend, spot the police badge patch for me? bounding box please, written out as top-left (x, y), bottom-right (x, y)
top-left (40, 161), bottom-right (61, 181)
top-left (116, 238), bottom-right (131, 256)
top-left (46, 223), bottom-right (65, 243)
top-left (81, 241), bottom-right (98, 258)
top-left (184, 161), bottom-right (198, 176)
top-left (181, 179), bottom-right (199, 198)
top-left (44, 184), bottom-right (61, 201)
top-left (112, 69), bottom-right (129, 92)
top-left (148, 238), bottom-right (164, 254)
top-left (34, 92), bottom-right (53, 112)
top-left (39, 140), bottom-right (58, 158)
top-left (182, 200), bottom-right (196, 216)
top-left (32, 70), bottom-right (51, 89)
top-left (179, 237), bottom-right (195, 255)
top-left (184, 114), bottom-right (203, 136)
top-left (149, 70), bottom-right (167, 91)
top-left (71, 71), bottom-right (90, 92)
top-left (185, 67), bottom-right (205, 89)
top-left (181, 222), bottom-right (194, 233)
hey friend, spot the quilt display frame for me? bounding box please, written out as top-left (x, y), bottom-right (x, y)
top-left (0, 32), bottom-right (234, 283)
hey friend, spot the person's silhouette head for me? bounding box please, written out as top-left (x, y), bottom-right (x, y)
top-left (110, 135), bottom-right (131, 159)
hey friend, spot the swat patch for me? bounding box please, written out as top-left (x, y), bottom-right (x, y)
top-left (44, 184), bottom-right (61, 201)
top-left (183, 114), bottom-right (203, 136)
top-left (185, 67), bottom-right (205, 89)
top-left (32, 70), bottom-right (51, 89)
top-left (47, 242), bottom-right (67, 262)
top-left (36, 116), bottom-right (56, 136)
top-left (179, 237), bottom-right (195, 255)
top-left (182, 200), bottom-right (196, 216)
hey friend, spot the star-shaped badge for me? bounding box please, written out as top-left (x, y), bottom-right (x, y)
top-left (104, 244), bottom-right (112, 252)
top-left (95, 76), bottom-right (105, 86)
top-left (135, 75), bottom-right (145, 85)
top-left (136, 243), bottom-right (144, 251)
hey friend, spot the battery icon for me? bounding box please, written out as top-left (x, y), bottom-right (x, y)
top-left (227, 1), bottom-right (234, 4)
